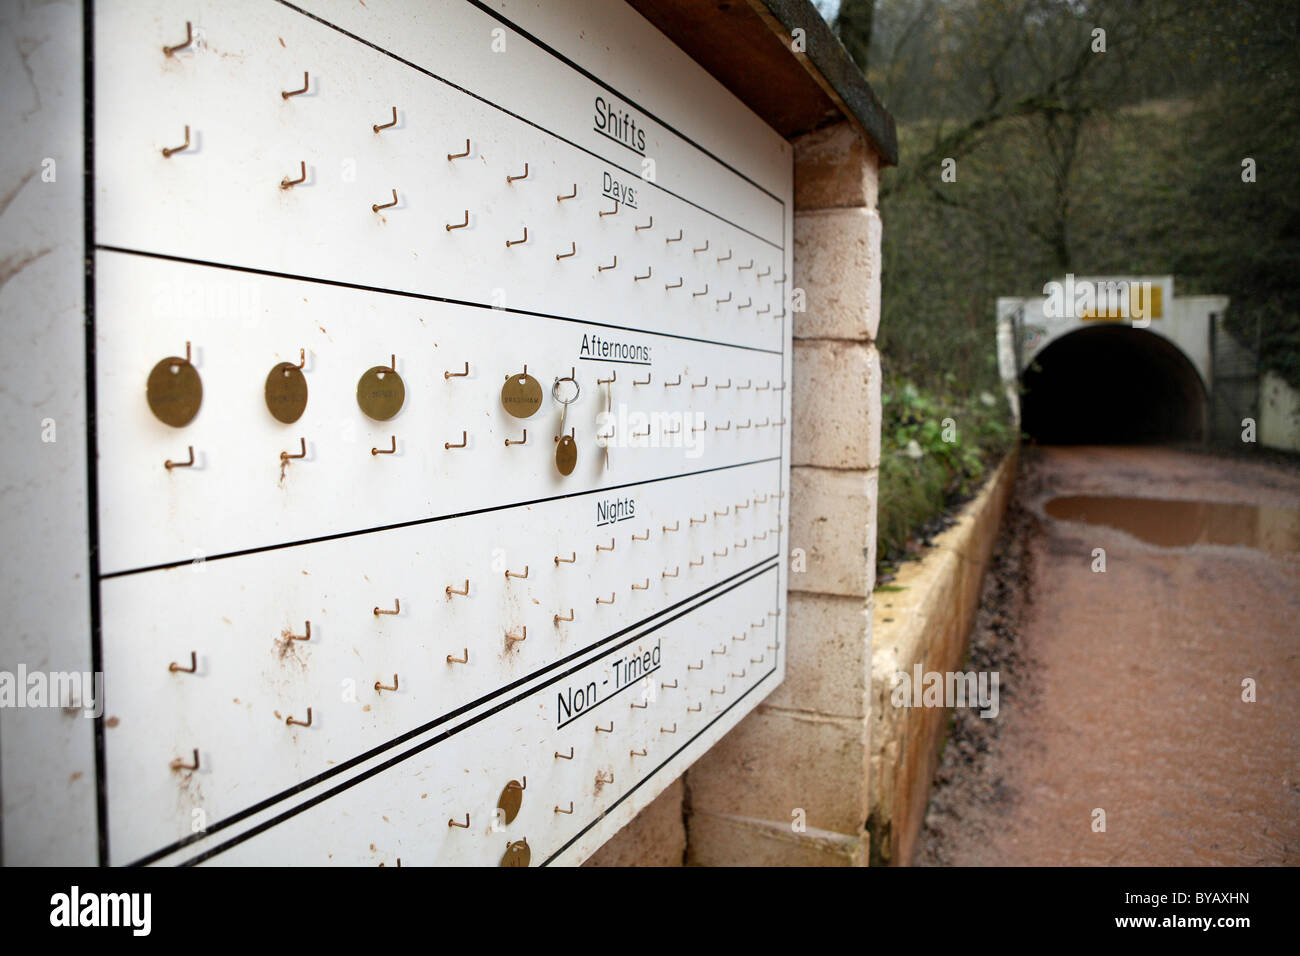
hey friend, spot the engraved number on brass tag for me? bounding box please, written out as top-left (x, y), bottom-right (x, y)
top-left (556, 434), bottom-right (578, 475)
top-left (497, 779), bottom-right (525, 825)
top-left (146, 355), bottom-right (203, 428)
top-left (501, 838), bottom-right (530, 867)
top-left (501, 369), bottom-right (543, 419)
top-left (356, 366), bottom-right (406, 421)
top-left (265, 362), bottom-right (308, 424)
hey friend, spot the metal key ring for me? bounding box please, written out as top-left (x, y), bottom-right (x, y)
top-left (552, 374), bottom-right (580, 405)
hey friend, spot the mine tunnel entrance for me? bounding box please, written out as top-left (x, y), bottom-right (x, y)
top-left (1020, 325), bottom-right (1208, 443)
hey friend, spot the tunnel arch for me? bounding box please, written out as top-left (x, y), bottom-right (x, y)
top-left (1020, 325), bottom-right (1208, 443)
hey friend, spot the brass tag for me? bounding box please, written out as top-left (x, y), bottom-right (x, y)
top-left (501, 370), bottom-right (542, 419)
top-left (356, 366), bottom-right (405, 421)
top-left (146, 356), bottom-right (202, 427)
top-left (497, 780), bottom-right (524, 825)
top-left (556, 434), bottom-right (578, 475)
top-left (501, 838), bottom-right (531, 867)
top-left (265, 362), bottom-right (308, 424)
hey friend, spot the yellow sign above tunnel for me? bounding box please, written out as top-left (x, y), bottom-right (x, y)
top-left (1082, 283), bottom-right (1163, 321)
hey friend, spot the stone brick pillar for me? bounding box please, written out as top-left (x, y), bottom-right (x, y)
top-left (682, 121), bottom-right (884, 865)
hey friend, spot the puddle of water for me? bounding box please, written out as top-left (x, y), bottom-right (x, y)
top-left (1044, 495), bottom-right (1300, 552)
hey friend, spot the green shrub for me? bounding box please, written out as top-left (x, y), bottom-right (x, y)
top-left (876, 375), bottom-right (1013, 582)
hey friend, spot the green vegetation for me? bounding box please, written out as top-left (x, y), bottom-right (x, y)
top-left (877, 377), bottom-right (1013, 579)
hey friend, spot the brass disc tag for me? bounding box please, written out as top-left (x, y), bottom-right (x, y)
top-left (146, 356), bottom-right (202, 427)
top-left (497, 780), bottom-right (524, 825)
top-left (501, 838), bottom-right (531, 867)
top-left (356, 366), bottom-right (405, 421)
top-left (265, 362), bottom-right (308, 423)
top-left (556, 434), bottom-right (578, 475)
top-left (501, 371), bottom-right (542, 419)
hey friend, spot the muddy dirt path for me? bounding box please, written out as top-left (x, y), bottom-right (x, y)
top-left (916, 445), bottom-right (1300, 866)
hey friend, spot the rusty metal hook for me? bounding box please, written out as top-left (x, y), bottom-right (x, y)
top-left (282, 72), bottom-right (309, 100)
top-left (281, 160), bottom-right (306, 189)
top-left (170, 748), bottom-right (199, 771)
top-left (280, 437), bottom-right (307, 462)
top-left (164, 445), bottom-right (195, 470)
top-left (373, 106), bottom-right (397, 133)
top-left (161, 125), bottom-right (191, 158)
top-left (164, 21), bottom-right (193, 56)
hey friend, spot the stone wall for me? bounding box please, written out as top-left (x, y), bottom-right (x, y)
top-left (868, 451), bottom-right (1019, 865)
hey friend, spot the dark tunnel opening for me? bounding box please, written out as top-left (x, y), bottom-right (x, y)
top-left (1020, 325), bottom-right (1208, 444)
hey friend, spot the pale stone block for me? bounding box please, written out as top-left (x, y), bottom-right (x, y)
top-left (789, 465), bottom-right (877, 598)
top-left (584, 778), bottom-right (685, 866)
top-left (685, 707), bottom-right (869, 837)
top-left (765, 592), bottom-right (871, 719)
top-left (792, 207), bottom-right (882, 342)
top-left (687, 810), bottom-right (864, 866)
top-left (792, 340), bottom-right (881, 470)
top-left (793, 121), bottom-right (879, 211)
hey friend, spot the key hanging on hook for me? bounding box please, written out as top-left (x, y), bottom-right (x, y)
top-left (552, 371), bottom-right (580, 476)
top-left (601, 367), bottom-right (616, 471)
